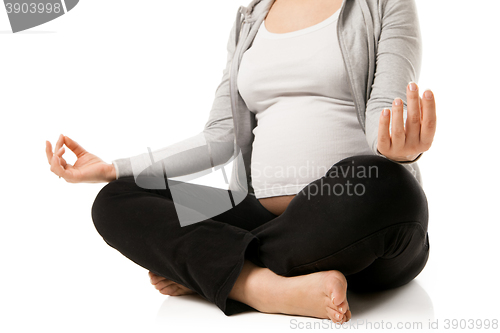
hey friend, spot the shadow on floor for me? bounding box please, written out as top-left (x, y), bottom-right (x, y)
top-left (347, 280), bottom-right (434, 322)
top-left (155, 279), bottom-right (434, 330)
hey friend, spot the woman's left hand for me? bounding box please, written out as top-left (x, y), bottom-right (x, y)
top-left (377, 82), bottom-right (437, 162)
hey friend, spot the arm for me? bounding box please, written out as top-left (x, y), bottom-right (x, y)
top-left (111, 19), bottom-right (238, 180)
top-left (365, 0), bottom-right (424, 164)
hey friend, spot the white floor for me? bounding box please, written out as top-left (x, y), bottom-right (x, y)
top-left (154, 280), bottom-right (435, 331)
top-left (2, 1), bottom-right (500, 332)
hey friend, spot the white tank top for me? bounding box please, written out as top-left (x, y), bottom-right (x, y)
top-left (237, 6), bottom-right (374, 199)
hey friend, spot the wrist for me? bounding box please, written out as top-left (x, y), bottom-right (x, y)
top-left (376, 148), bottom-right (420, 163)
top-left (388, 153), bottom-right (420, 163)
top-left (105, 163), bottom-right (117, 182)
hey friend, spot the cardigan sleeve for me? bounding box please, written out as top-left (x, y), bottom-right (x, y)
top-left (365, 0), bottom-right (424, 164)
top-left (111, 19), bottom-right (238, 180)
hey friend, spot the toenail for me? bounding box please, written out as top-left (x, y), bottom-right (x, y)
top-left (337, 313), bottom-right (342, 320)
top-left (339, 307), bottom-right (342, 312)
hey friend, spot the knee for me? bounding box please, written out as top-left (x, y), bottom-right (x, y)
top-left (91, 177), bottom-right (136, 243)
top-left (323, 154), bottom-right (428, 228)
top-left (327, 154), bottom-right (418, 186)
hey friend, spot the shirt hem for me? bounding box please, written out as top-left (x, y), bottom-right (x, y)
top-left (254, 183), bottom-right (311, 199)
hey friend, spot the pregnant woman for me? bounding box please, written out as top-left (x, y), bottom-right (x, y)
top-left (46, 0), bottom-right (436, 323)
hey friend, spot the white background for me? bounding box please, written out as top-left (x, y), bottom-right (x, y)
top-left (1, 0), bottom-right (499, 332)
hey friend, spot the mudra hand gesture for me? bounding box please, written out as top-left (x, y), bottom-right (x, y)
top-left (377, 82), bottom-right (437, 162)
top-left (46, 134), bottom-right (116, 183)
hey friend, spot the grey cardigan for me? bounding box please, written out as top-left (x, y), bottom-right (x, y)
top-left (112, 0), bottom-right (424, 204)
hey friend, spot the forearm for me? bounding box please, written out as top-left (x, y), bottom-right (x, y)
top-left (365, 0), bottom-right (423, 165)
top-left (111, 133), bottom-right (235, 180)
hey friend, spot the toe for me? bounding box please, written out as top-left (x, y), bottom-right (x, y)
top-left (329, 281), bottom-right (346, 307)
top-left (176, 284), bottom-right (196, 295)
top-left (160, 284), bottom-right (181, 296)
top-left (151, 274), bottom-right (169, 285)
top-left (327, 271), bottom-right (347, 307)
top-left (161, 284), bottom-right (196, 296)
top-left (337, 299), bottom-right (348, 314)
top-left (345, 309), bottom-right (352, 322)
top-left (155, 279), bottom-right (176, 291)
top-left (326, 308), bottom-right (344, 324)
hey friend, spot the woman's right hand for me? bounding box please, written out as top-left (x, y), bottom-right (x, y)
top-left (46, 134), bottom-right (117, 183)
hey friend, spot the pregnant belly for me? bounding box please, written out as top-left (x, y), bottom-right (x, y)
top-left (258, 195), bottom-right (296, 216)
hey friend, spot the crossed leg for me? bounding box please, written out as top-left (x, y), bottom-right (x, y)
top-left (93, 155), bottom-right (429, 322)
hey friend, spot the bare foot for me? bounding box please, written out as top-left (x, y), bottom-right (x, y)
top-left (230, 261), bottom-right (351, 324)
top-left (149, 271), bottom-right (196, 296)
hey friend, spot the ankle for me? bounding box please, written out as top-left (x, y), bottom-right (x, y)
top-left (245, 267), bottom-right (286, 312)
top-left (229, 261), bottom-right (284, 312)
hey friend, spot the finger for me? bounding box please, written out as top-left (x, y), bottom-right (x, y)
top-left (54, 134), bottom-right (64, 154)
top-left (64, 135), bottom-right (87, 158)
top-left (391, 98), bottom-right (405, 150)
top-left (45, 140), bottom-right (53, 164)
top-left (377, 108), bottom-right (391, 155)
top-left (420, 96), bottom-right (424, 121)
top-left (421, 90), bottom-right (436, 151)
top-left (405, 82), bottom-right (421, 147)
top-left (55, 146), bottom-right (68, 168)
top-left (50, 154), bottom-right (69, 179)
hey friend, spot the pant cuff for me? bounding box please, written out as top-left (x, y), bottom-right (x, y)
top-left (214, 235), bottom-right (261, 316)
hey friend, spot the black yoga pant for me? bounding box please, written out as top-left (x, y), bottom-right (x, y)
top-left (91, 154), bottom-right (430, 316)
